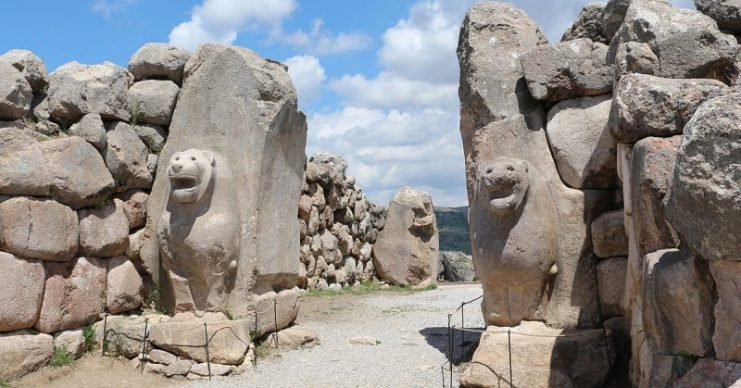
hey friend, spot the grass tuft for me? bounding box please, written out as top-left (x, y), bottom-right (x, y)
top-left (49, 346), bottom-right (74, 368)
top-left (83, 325), bottom-right (96, 353)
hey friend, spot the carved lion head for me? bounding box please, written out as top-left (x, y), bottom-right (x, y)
top-left (477, 157), bottom-right (530, 216)
top-left (167, 149), bottom-right (215, 204)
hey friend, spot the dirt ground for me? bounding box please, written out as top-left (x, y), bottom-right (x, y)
top-left (15, 284), bottom-right (483, 388)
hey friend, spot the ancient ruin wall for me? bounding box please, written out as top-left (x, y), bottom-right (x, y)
top-left (459, 1), bottom-right (741, 387)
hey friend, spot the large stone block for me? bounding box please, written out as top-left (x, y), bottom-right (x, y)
top-left (41, 136), bottom-right (115, 209)
top-left (36, 257), bottom-right (107, 333)
top-left (105, 121), bottom-right (153, 190)
top-left (630, 136), bottom-right (681, 256)
top-left (545, 94), bottom-right (617, 189)
top-left (460, 322), bottom-right (613, 388)
top-left (47, 61), bottom-right (131, 124)
top-left (695, 0), bottom-right (741, 33)
top-left (671, 358), bottom-right (741, 388)
top-left (106, 256), bottom-right (143, 314)
top-left (608, 74), bottom-right (727, 144)
top-left (522, 38), bottom-right (613, 102)
top-left (78, 199), bottom-right (130, 257)
top-left (642, 249), bottom-right (715, 357)
top-left (128, 79), bottom-right (179, 126)
top-left (68, 113), bottom-right (107, 150)
top-left (149, 312), bottom-right (250, 365)
top-left (0, 127), bottom-right (51, 196)
top-left (0, 197), bottom-right (78, 261)
top-left (0, 49), bottom-right (48, 92)
top-left (0, 330), bottom-right (53, 379)
top-left (143, 44), bottom-right (307, 317)
top-left (373, 187), bottom-right (439, 287)
top-left (610, 0), bottom-right (737, 80)
top-left (709, 261), bottom-right (741, 362)
top-left (128, 43), bottom-right (190, 85)
top-left (561, 3), bottom-right (607, 43)
top-left (591, 210), bottom-right (628, 259)
top-left (0, 252), bottom-right (44, 332)
top-left (667, 92), bottom-right (741, 261)
top-left (0, 61), bottom-right (32, 120)
top-left (596, 257), bottom-right (627, 318)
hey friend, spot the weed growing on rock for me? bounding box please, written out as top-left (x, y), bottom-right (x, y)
top-left (83, 324), bottom-right (96, 353)
top-left (49, 346), bottom-right (74, 367)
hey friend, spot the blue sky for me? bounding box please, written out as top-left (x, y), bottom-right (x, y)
top-left (0, 0), bottom-right (694, 206)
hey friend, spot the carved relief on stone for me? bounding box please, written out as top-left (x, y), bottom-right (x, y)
top-left (158, 149), bottom-right (238, 313)
top-left (469, 157), bottom-right (559, 326)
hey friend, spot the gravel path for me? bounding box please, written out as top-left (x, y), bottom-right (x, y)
top-left (190, 284), bottom-right (484, 388)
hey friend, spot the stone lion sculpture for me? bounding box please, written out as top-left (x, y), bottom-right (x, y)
top-left (470, 157), bottom-right (559, 326)
top-left (158, 149), bottom-right (239, 313)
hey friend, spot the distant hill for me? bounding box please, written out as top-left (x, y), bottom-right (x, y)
top-left (435, 206), bottom-right (470, 254)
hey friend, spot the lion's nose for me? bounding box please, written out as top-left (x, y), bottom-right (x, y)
top-left (171, 163), bottom-right (183, 173)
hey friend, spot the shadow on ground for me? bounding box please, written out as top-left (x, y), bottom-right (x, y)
top-left (419, 327), bottom-right (483, 364)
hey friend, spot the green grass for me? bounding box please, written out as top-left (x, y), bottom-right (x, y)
top-left (0, 379), bottom-right (12, 388)
top-left (49, 346), bottom-right (74, 368)
top-left (83, 325), bottom-right (95, 353)
top-left (305, 281), bottom-right (436, 297)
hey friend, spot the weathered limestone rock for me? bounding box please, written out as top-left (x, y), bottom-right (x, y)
top-left (107, 256), bottom-right (143, 314)
top-left (164, 359), bottom-right (193, 377)
top-left (47, 62), bottom-right (131, 124)
top-left (69, 113), bottom-right (107, 150)
top-left (0, 331), bottom-right (53, 379)
top-left (545, 94), bottom-right (617, 189)
top-left (118, 190), bottom-right (148, 230)
top-left (591, 210), bottom-right (628, 258)
top-left (36, 257), bottom-right (107, 333)
top-left (128, 80), bottom-right (179, 126)
top-left (146, 349), bottom-right (177, 365)
top-left (105, 121), bottom-right (153, 190)
top-left (0, 62), bottom-right (32, 120)
top-left (273, 325), bottom-right (319, 350)
top-left (129, 43), bottom-right (191, 85)
top-left (78, 199), bottom-right (130, 257)
top-left (41, 136), bottom-right (115, 208)
top-left (460, 322), bottom-right (613, 388)
top-left (0, 252), bottom-right (44, 332)
top-left (561, 3), bottom-right (607, 43)
top-left (438, 251), bottom-right (475, 282)
top-left (672, 358), bottom-right (741, 388)
top-left (642, 249), bottom-right (715, 357)
top-left (468, 158), bottom-right (558, 326)
top-left (373, 187), bottom-right (438, 288)
top-left (0, 197), bottom-right (79, 261)
top-left (54, 329), bottom-right (84, 358)
top-left (143, 44), bottom-right (307, 317)
top-left (191, 362), bottom-right (234, 376)
top-left (695, 0), bottom-right (741, 33)
top-left (0, 49), bottom-right (48, 92)
top-left (667, 93), bottom-right (741, 261)
top-left (251, 288), bottom-right (302, 337)
top-left (610, 0), bottom-right (737, 80)
top-left (521, 38), bottom-right (613, 102)
top-left (631, 136), bottom-right (681, 256)
top-left (133, 124), bottom-right (167, 153)
top-left (602, 0), bottom-right (630, 40)
top-left (459, 3), bottom-right (610, 329)
top-left (608, 74), bottom-right (727, 144)
top-left (0, 127), bottom-right (51, 196)
top-left (92, 314), bottom-right (169, 358)
top-left (149, 312), bottom-right (251, 365)
top-left (709, 261), bottom-right (741, 362)
top-left (597, 257), bottom-right (627, 318)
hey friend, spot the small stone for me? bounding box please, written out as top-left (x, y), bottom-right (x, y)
top-left (349, 336), bottom-right (379, 345)
top-left (105, 121), bottom-right (153, 189)
top-left (78, 199), bottom-right (130, 257)
top-left (106, 256), bottom-right (143, 314)
top-left (0, 49), bottom-right (48, 92)
top-left (591, 210), bottom-right (628, 259)
top-left (164, 359), bottom-right (193, 377)
top-left (146, 349), bottom-right (177, 365)
top-left (0, 61), bottom-right (32, 120)
top-left (133, 124), bottom-right (167, 152)
top-left (128, 43), bottom-right (191, 85)
top-left (128, 80), bottom-right (179, 126)
top-left (69, 113), bottom-right (107, 150)
top-left (54, 329), bottom-right (85, 358)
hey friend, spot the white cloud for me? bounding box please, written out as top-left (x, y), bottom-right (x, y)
top-left (90, 0), bottom-right (137, 17)
top-left (280, 19), bottom-right (372, 55)
top-left (329, 72), bottom-right (457, 110)
top-left (168, 0), bottom-right (297, 51)
top-left (285, 55), bottom-right (326, 109)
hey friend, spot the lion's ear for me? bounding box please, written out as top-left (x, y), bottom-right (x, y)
top-left (202, 151), bottom-right (215, 166)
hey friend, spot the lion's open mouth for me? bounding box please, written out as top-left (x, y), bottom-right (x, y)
top-left (171, 175), bottom-right (199, 191)
top-left (487, 177), bottom-right (518, 213)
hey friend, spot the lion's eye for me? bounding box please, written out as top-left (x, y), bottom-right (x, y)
top-left (485, 168), bottom-right (493, 174)
top-left (191, 156), bottom-right (196, 161)
top-left (175, 157), bottom-right (180, 161)
top-left (506, 165), bottom-right (514, 171)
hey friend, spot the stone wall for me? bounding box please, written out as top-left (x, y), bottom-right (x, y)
top-left (298, 153), bottom-right (386, 290)
top-left (459, 1), bottom-right (741, 387)
top-left (0, 44), bottom-right (185, 379)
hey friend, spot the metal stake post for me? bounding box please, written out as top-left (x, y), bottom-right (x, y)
top-left (101, 313), bottom-right (108, 357)
top-left (508, 329), bottom-right (513, 387)
top-left (139, 318), bottom-right (149, 374)
top-left (204, 323), bottom-right (212, 381)
top-left (253, 312), bottom-right (258, 366)
top-left (460, 302), bottom-right (465, 363)
top-left (273, 300), bottom-right (279, 348)
top-left (447, 314), bottom-right (453, 388)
